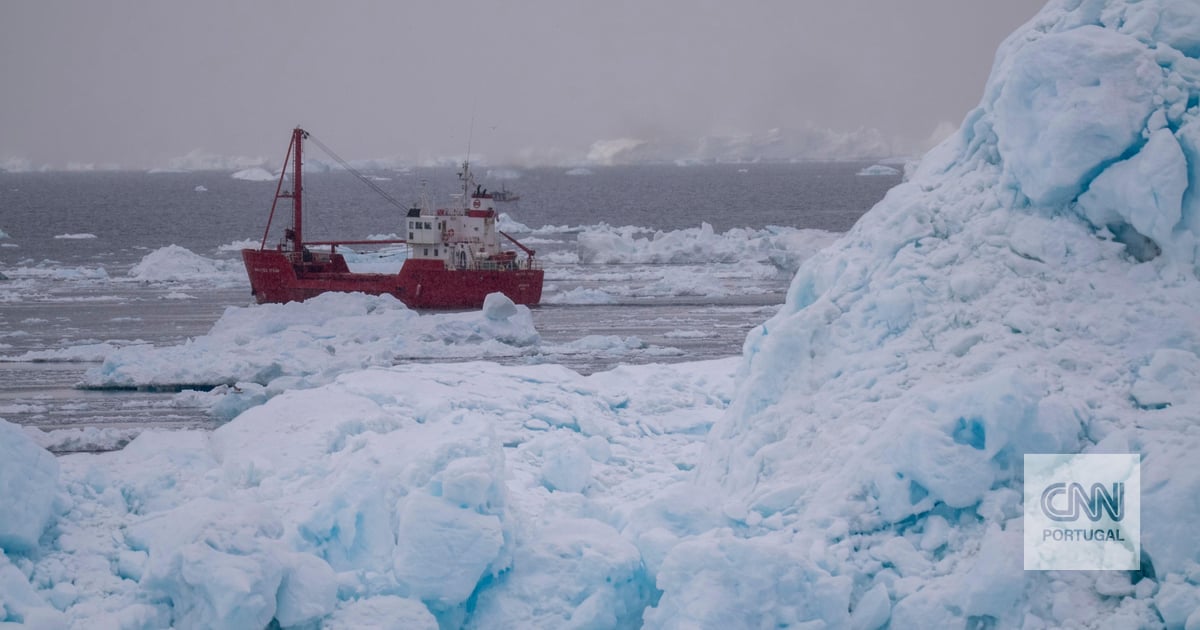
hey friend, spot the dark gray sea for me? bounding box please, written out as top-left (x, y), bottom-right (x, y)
top-left (0, 163), bottom-right (899, 439)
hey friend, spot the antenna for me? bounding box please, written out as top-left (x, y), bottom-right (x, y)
top-left (418, 177), bottom-right (431, 214)
top-left (465, 102), bottom-right (477, 164)
top-left (461, 102), bottom-right (478, 198)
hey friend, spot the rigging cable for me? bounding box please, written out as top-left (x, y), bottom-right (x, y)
top-left (306, 133), bottom-right (411, 212)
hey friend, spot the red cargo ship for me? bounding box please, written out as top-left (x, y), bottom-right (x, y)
top-left (242, 128), bottom-right (543, 308)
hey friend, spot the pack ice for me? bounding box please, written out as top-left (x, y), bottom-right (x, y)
top-left (3, 0), bottom-right (1200, 627)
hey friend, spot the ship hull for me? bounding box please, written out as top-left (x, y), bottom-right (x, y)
top-left (242, 249), bottom-right (543, 309)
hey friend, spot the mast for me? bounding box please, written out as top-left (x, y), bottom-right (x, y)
top-left (459, 160), bottom-right (473, 202)
top-left (292, 127), bottom-right (306, 249)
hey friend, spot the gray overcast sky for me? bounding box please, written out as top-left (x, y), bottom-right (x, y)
top-left (0, 1), bottom-right (1047, 169)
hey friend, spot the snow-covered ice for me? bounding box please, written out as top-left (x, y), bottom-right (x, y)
top-left (1, 341), bottom-right (149, 364)
top-left (73, 291), bottom-right (687, 421)
top-left (4, 0), bottom-right (1200, 627)
top-left (583, 125), bottom-right (896, 166)
top-left (0, 420), bottom-right (58, 551)
top-left (0, 243), bottom-right (245, 301)
top-left (216, 239), bottom-right (259, 252)
top-left (127, 244), bottom-right (244, 284)
top-left (5, 221), bottom-right (822, 303)
top-left (587, 138), bottom-right (649, 166)
top-left (575, 221), bottom-right (837, 272)
top-left (155, 149), bottom-right (268, 173)
top-left (496, 212), bottom-right (532, 233)
top-left (541, 287), bottom-right (617, 305)
top-left (22, 425), bottom-right (143, 454)
top-left (0, 158), bottom-right (34, 173)
top-left (528, 222), bottom-right (837, 301)
top-left (2, 356), bottom-right (736, 628)
top-left (79, 291), bottom-right (540, 390)
top-left (231, 167), bottom-right (276, 182)
top-left (52, 233), bottom-right (97, 240)
top-left (650, 1), bottom-right (1200, 626)
top-left (0, 264), bottom-right (109, 284)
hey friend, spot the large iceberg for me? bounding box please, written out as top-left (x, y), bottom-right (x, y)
top-left (648, 0), bottom-right (1200, 626)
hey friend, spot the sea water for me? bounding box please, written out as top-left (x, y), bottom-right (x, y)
top-left (0, 163), bottom-right (896, 439)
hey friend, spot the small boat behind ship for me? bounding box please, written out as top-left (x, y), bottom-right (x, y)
top-left (242, 128), bottom-right (543, 308)
top-left (491, 184), bottom-right (520, 203)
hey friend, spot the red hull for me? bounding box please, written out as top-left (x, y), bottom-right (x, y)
top-left (242, 249), bottom-right (543, 309)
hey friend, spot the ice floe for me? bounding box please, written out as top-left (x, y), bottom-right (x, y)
top-left (857, 164), bottom-right (901, 176)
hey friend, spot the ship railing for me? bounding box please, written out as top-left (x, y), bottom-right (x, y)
top-left (464, 258), bottom-right (542, 272)
top-left (282, 249), bottom-right (334, 264)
